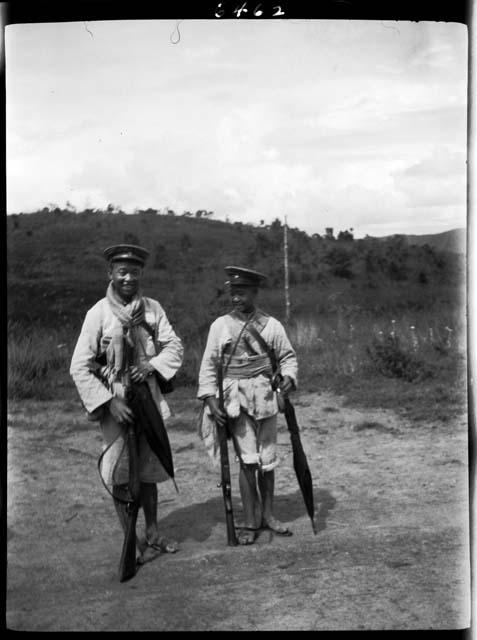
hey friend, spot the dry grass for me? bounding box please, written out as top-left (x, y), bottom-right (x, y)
top-left (7, 322), bottom-right (74, 399)
top-left (287, 310), bottom-right (466, 424)
top-left (288, 310), bottom-right (465, 381)
top-left (7, 309), bottom-right (467, 424)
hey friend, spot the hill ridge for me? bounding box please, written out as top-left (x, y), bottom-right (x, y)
top-left (370, 228), bottom-right (465, 254)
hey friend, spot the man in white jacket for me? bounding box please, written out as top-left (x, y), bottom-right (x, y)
top-left (198, 266), bottom-right (298, 545)
top-left (70, 244), bottom-right (183, 564)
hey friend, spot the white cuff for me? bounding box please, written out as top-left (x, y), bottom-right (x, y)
top-left (149, 356), bottom-right (176, 381)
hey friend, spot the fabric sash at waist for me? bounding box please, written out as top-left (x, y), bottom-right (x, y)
top-left (225, 354), bottom-right (272, 379)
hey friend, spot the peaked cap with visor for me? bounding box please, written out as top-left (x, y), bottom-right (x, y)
top-left (224, 265), bottom-right (267, 287)
top-left (103, 244), bottom-right (150, 267)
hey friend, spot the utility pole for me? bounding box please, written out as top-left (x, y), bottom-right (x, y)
top-left (284, 215), bottom-right (290, 323)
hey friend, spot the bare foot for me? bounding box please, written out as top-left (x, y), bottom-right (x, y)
top-left (155, 537), bottom-right (179, 553)
top-left (137, 537), bottom-right (161, 565)
top-left (262, 516), bottom-right (293, 536)
top-left (137, 535), bottom-right (179, 564)
top-left (236, 528), bottom-right (258, 545)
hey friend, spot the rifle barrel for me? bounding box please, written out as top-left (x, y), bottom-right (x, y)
top-left (217, 356), bottom-right (238, 546)
top-left (118, 350), bottom-right (141, 581)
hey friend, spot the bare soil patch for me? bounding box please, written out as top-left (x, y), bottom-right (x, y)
top-left (7, 390), bottom-right (470, 630)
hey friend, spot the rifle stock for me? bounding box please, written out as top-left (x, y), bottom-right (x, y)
top-left (118, 390), bottom-right (142, 582)
top-left (217, 358), bottom-right (238, 547)
top-left (118, 503), bottom-right (139, 582)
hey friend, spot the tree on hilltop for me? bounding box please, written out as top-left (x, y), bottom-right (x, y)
top-left (137, 207), bottom-right (158, 216)
top-left (106, 203), bottom-right (123, 214)
top-left (337, 229), bottom-right (354, 242)
top-left (195, 210), bottom-right (214, 218)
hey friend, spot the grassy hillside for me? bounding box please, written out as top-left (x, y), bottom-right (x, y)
top-left (7, 208), bottom-right (467, 419)
top-left (7, 208), bottom-right (464, 327)
top-left (374, 228), bottom-right (466, 254)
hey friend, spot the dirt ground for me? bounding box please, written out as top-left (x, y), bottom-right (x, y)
top-left (7, 390), bottom-right (470, 631)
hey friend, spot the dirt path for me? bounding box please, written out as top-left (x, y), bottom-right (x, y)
top-left (7, 391), bottom-right (470, 630)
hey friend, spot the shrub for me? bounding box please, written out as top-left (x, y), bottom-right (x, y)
top-left (366, 334), bottom-right (433, 382)
top-left (8, 325), bottom-right (74, 399)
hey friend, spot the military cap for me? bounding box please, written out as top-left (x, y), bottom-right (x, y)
top-left (103, 244), bottom-right (150, 266)
top-left (224, 265), bottom-right (267, 287)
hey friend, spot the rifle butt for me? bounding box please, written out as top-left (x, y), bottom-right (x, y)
top-left (118, 417), bottom-right (141, 582)
top-left (222, 483), bottom-right (238, 546)
top-left (118, 503), bottom-right (139, 582)
top-left (218, 422), bottom-right (238, 546)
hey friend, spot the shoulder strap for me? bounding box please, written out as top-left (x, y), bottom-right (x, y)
top-left (140, 319), bottom-right (156, 340)
top-left (252, 308), bottom-right (270, 332)
top-left (223, 312), bottom-right (254, 371)
top-left (246, 323), bottom-right (279, 375)
top-left (134, 297), bottom-right (157, 341)
top-left (246, 322), bottom-right (270, 355)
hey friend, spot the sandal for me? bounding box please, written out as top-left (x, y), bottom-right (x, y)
top-left (262, 519), bottom-right (293, 536)
top-left (236, 527), bottom-right (259, 545)
top-left (137, 536), bottom-right (179, 564)
top-left (155, 537), bottom-right (179, 554)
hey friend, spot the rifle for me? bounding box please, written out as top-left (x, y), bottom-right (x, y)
top-left (216, 349), bottom-right (239, 546)
top-left (118, 415), bottom-right (141, 581)
top-left (118, 353), bottom-right (142, 582)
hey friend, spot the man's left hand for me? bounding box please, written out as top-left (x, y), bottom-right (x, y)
top-left (130, 362), bottom-right (155, 382)
top-left (280, 375), bottom-right (294, 396)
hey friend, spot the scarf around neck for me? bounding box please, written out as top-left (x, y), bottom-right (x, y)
top-left (104, 282), bottom-right (146, 380)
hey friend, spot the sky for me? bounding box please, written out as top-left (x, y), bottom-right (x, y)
top-left (6, 19), bottom-right (468, 237)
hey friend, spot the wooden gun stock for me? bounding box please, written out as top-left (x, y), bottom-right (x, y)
top-left (217, 420), bottom-right (238, 546)
top-left (217, 359), bottom-right (238, 547)
top-left (118, 419), bottom-right (141, 582)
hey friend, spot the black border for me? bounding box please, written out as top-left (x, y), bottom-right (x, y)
top-left (1, 0), bottom-right (472, 636)
top-left (1, 1), bottom-right (472, 24)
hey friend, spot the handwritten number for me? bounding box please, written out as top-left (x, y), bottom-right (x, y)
top-left (234, 2), bottom-right (248, 17)
top-left (215, 1), bottom-right (284, 18)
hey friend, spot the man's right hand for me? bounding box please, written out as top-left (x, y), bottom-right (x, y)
top-left (205, 396), bottom-right (227, 427)
top-left (108, 396), bottom-right (134, 424)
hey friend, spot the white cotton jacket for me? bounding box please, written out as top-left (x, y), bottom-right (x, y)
top-left (197, 312), bottom-right (298, 420)
top-left (70, 296), bottom-right (183, 418)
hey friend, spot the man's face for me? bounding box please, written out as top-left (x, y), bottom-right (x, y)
top-left (230, 285), bottom-right (257, 313)
top-left (109, 260), bottom-right (143, 301)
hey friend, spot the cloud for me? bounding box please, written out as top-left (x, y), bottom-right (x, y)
top-left (398, 148), bottom-right (466, 179)
top-left (394, 148), bottom-right (467, 209)
top-left (6, 20), bottom-right (468, 236)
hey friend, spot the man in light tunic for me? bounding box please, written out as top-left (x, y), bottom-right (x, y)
top-left (198, 266), bottom-right (298, 544)
top-left (70, 244), bottom-right (183, 564)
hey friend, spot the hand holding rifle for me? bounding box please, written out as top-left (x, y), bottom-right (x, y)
top-left (108, 396), bottom-right (134, 424)
top-left (205, 396), bottom-right (227, 427)
top-left (277, 374), bottom-right (294, 395)
top-left (129, 361), bottom-right (155, 383)
top-left (272, 372), bottom-right (294, 412)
